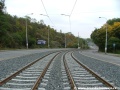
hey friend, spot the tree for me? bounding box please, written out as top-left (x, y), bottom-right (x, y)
top-left (108, 37), bottom-right (120, 52)
top-left (0, 6), bottom-right (87, 49)
top-left (91, 28), bottom-right (106, 51)
top-left (107, 18), bottom-right (120, 25)
top-left (91, 18), bottom-right (120, 52)
top-left (0, 0), bottom-right (5, 13)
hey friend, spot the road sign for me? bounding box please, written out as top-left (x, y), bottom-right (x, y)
top-left (37, 40), bottom-right (46, 45)
top-left (113, 43), bottom-right (116, 47)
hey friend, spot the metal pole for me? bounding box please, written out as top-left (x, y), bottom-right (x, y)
top-left (48, 28), bottom-right (49, 48)
top-left (69, 16), bottom-right (71, 32)
top-left (78, 32), bottom-right (79, 49)
top-left (99, 17), bottom-right (107, 54)
top-left (105, 23), bottom-right (107, 54)
top-left (25, 13), bottom-right (33, 49)
top-left (26, 18), bottom-right (28, 49)
top-left (65, 34), bottom-right (66, 48)
top-left (0, 5), bottom-right (2, 9)
top-left (40, 14), bottom-right (50, 48)
top-left (61, 14), bottom-right (71, 32)
top-left (61, 14), bottom-right (71, 48)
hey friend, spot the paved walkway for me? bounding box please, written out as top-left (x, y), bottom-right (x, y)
top-left (0, 49), bottom-right (66, 61)
top-left (80, 50), bottom-right (120, 66)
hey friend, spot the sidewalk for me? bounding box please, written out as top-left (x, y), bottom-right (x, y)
top-left (0, 48), bottom-right (69, 61)
top-left (83, 49), bottom-right (120, 57)
top-left (106, 53), bottom-right (120, 57)
top-left (79, 49), bottom-right (120, 66)
top-left (0, 49), bottom-right (43, 61)
top-left (0, 49), bottom-right (54, 61)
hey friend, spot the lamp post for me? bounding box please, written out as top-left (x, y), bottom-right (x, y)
top-left (61, 14), bottom-right (71, 48)
top-left (65, 33), bottom-right (66, 48)
top-left (99, 17), bottom-right (107, 54)
top-left (61, 14), bottom-right (71, 32)
top-left (0, 5), bottom-right (2, 11)
top-left (78, 32), bottom-right (80, 49)
top-left (25, 13), bottom-right (33, 49)
top-left (40, 14), bottom-right (50, 48)
top-left (48, 27), bottom-right (50, 48)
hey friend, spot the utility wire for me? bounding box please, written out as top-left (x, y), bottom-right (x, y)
top-left (67, 0), bottom-right (77, 32)
top-left (41, 0), bottom-right (49, 16)
top-left (40, 0), bottom-right (56, 28)
top-left (70, 0), bottom-right (77, 17)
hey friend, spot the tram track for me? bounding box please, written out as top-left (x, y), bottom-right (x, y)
top-left (0, 51), bottom-right (61, 90)
top-left (32, 52), bottom-right (60, 90)
top-left (0, 50), bottom-right (117, 90)
top-left (63, 51), bottom-right (117, 90)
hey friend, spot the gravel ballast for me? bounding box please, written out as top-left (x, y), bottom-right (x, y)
top-left (73, 51), bottom-right (120, 88)
top-left (0, 49), bottom-right (119, 89)
top-left (0, 50), bottom-right (58, 81)
top-left (45, 52), bottom-right (64, 90)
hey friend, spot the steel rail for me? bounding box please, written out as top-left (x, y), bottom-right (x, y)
top-left (0, 51), bottom-right (59, 86)
top-left (31, 52), bottom-right (61, 90)
top-left (71, 51), bottom-right (117, 90)
top-left (63, 51), bottom-right (77, 90)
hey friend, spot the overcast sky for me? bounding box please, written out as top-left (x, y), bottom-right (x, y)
top-left (5, 0), bottom-right (120, 38)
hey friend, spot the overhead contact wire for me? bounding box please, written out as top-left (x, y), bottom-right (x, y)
top-left (41, 0), bottom-right (57, 28)
top-left (70, 0), bottom-right (77, 17)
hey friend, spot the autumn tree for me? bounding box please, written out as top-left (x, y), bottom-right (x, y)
top-left (91, 18), bottom-right (120, 53)
top-left (0, 1), bottom-right (88, 49)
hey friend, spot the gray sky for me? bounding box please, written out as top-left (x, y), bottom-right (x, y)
top-left (5, 0), bottom-right (120, 38)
